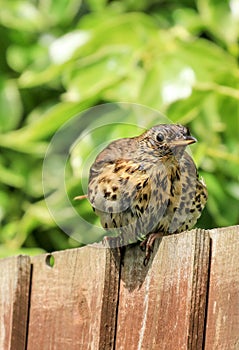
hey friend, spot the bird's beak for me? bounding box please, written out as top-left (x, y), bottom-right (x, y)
top-left (170, 135), bottom-right (197, 146)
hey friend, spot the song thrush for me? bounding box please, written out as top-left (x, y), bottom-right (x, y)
top-left (79, 124), bottom-right (207, 265)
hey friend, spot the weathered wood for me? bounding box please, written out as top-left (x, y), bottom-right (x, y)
top-left (1, 226), bottom-right (239, 349)
top-left (0, 255), bottom-right (31, 350)
top-left (204, 226), bottom-right (239, 350)
top-left (26, 246), bottom-right (120, 350)
top-left (115, 229), bottom-right (210, 350)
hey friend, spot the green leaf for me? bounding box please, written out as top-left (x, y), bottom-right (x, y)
top-left (0, 99), bottom-right (97, 152)
top-left (0, 78), bottom-right (23, 132)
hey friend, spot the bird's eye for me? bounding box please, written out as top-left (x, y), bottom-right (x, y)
top-left (156, 133), bottom-right (164, 142)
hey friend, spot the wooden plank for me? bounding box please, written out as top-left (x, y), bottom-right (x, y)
top-left (0, 255), bottom-right (31, 350)
top-left (26, 246), bottom-right (120, 350)
top-left (204, 225), bottom-right (239, 350)
top-left (115, 229), bottom-right (210, 350)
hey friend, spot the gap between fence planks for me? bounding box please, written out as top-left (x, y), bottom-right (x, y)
top-left (0, 226), bottom-right (239, 350)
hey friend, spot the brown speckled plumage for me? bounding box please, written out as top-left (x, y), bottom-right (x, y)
top-left (86, 124), bottom-right (207, 264)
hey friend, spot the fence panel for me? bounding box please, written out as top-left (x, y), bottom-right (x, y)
top-left (205, 226), bottom-right (239, 350)
top-left (115, 229), bottom-right (210, 350)
top-left (26, 246), bottom-right (120, 350)
top-left (0, 226), bottom-right (239, 349)
top-left (0, 255), bottom-right (31, 350)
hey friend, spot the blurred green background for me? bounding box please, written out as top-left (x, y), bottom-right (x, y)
top-left (0, 0), bottom-right (238, 257)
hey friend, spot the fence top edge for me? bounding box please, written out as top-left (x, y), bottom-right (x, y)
top-left (0, 225), bottom-right (238, 263)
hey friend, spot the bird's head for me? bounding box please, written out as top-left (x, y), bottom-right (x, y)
top-left (138, 124), bottom-right (197, 159)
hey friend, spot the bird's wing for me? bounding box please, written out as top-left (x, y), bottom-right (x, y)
top-left (88, 158), bottom-right (151, 215)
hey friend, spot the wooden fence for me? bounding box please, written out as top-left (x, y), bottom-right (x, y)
top-left (0, 226), bottom-right (239, 350)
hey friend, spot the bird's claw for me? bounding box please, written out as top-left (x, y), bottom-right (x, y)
top-left (140, 240), bottom-right (146, 251)
top-left (141, 232), bottom-right (164, 265)
top-left (143, 256), bottom-right (149, 266)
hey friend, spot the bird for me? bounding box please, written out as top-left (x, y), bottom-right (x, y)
top-left (75, 124), bottom-right (208, 265)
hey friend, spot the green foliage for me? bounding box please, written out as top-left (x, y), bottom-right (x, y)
top-left (0, 0), bottom-right (238, 257)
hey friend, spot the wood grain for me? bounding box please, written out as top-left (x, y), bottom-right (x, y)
top-left (26, 246), bottom-right (120, 350)
top-left (0, 255), bottom-right (31, 350)
top-left (115, 229), bottom-right (210, 350)
top-left (1, 226), bottom-right (239, 349)
top-left (205, 226), bottom-right (239, 350)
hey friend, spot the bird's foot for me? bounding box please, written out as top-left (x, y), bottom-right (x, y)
top-left (140, 232), bottom-right (164, 266)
